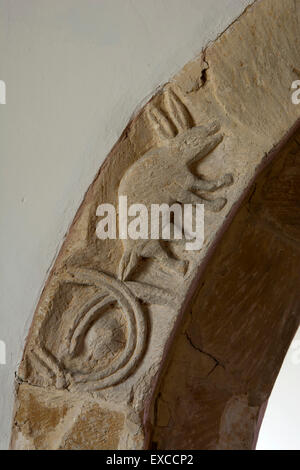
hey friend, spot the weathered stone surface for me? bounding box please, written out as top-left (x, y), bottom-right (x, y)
top-left (12, 384), bottom-right (124, 450)
top-left (11, 384), bottom-right (125, 450)
top-left (61, 403), bottom-right (124, 450)
top-left (150, 130), bottom-right (300, 449)
top-left (11, 0), bottom-right (300, 449)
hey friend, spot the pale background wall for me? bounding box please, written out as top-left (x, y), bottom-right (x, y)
top-left (0, 0), bottom-right (298, 450)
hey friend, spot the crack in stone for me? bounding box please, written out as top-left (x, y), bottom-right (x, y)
top-left (247, 183), bottom-right (257, 207)
top-left (185, 331), bottom-right (225, 373)
top-left (201, 51), bottom-right (209, 86)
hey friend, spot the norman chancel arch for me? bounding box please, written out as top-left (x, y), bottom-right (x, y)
top-left (11, 0), bottom-right (300, 450)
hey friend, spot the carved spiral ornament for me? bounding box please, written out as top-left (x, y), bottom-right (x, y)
top-left (35, 268), bottom-right (148, 391)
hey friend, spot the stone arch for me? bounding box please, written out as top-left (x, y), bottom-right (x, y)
top-left (148, 127), bottom-right (300, 449)
top-left (11, 0), bottom-right (300, 449)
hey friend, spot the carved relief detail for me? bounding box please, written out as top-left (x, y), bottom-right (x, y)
top-left (25, 267), bottom-right (178, 391)
top-left (12, 0), bottom-right (300, 450)
top-left (22, 87), bottom-right (233, 391)
top-left (29, 268), bottom-right (145, 391)
top-left (118, 86), bottom-right (233, 280)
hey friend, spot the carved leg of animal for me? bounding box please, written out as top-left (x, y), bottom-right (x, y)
top-left (141, 240), bottom-right (186, 276)
top-left (177, 188), bottom-right (227, 212)
top-left (187, 173), bottom-right (233, 192)
top-left (118, 245), bottom-right (140, 281)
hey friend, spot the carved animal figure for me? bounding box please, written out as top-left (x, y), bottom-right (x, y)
top-left (118, 87), bottom-right (233, 280)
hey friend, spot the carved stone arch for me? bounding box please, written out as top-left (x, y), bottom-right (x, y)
top-left (11, 0), bottom-right (300, 450)
top-left (148, 126), bottom-right (300, 450)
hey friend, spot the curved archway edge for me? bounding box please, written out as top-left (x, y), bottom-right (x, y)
top-left (11, 0), bottom-right (300, 449)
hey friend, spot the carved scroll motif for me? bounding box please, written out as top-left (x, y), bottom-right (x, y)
top-left (24, 87), bottom-right (232, 391)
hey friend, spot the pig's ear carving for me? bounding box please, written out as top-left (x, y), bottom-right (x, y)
top-left (164, 87), bottom-right (195, 132)
top-left (147, 106), bottom-right (177, 140)
top-left (147, 86), bottom-right (195, 141)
